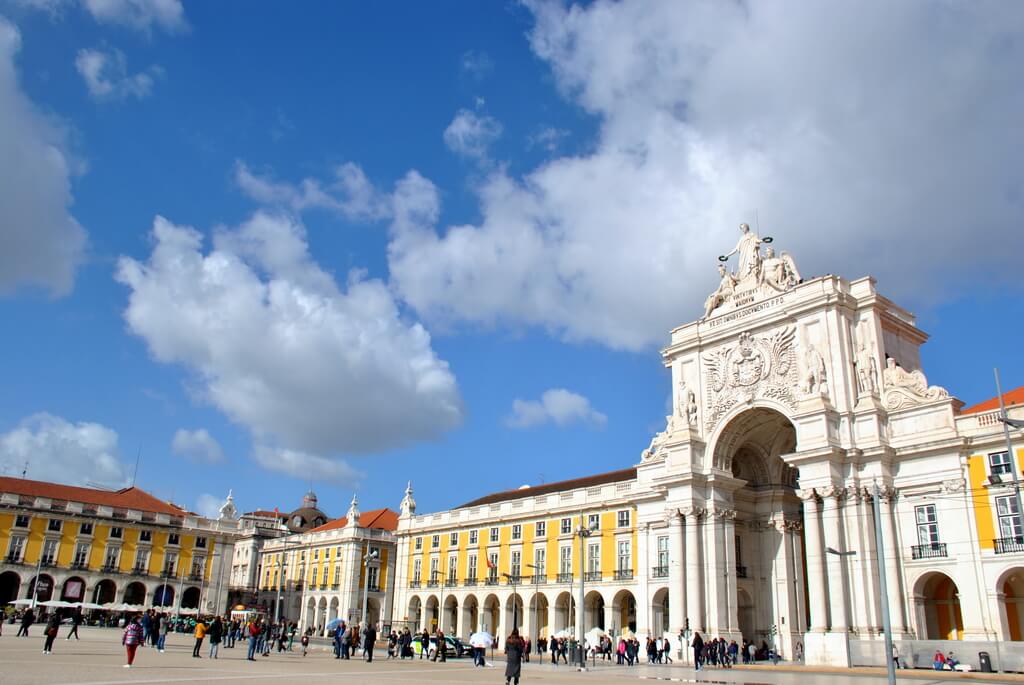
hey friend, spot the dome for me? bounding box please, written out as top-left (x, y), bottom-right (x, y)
top-left (286, 491), bottom-right (328, 532)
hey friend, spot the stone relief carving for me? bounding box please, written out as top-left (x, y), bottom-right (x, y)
top-left (881, 357), bottom-right (949, 410)
top-left (854, 321), bottom-right (879, 395)
top-left (761, 247), bottom-right (801, 291)
top-left (676, 379), bottom-right (698, 426)
top-left (640, 427), bottom-right (669, 462)
top-left (941, 478), bottom-right (966, 494)
top-left (702, 326), bottom-right (798, 431)
top-left (799, 343), bottom-right (829, 397)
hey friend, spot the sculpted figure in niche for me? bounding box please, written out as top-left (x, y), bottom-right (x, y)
top-left (721, 222), bottom-right (763, 281)
top-left (760, 247), bottom-right (801, 291)
top-left (686, 387), bottom-right (698, 426)
top-left (882, 358), bottom-right (948, 402)
top-left (855, 338), bottom-right (878, 394)
top-left (703, 263), bottom-right (737, 318)
top-left (801, 344), bottom-right (828, 396)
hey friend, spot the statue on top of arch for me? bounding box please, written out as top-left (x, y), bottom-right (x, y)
top-left (702, 222), bottom-right (802, 319)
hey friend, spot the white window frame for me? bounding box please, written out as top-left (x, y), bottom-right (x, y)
top-left (617, 540), bottom-right (630, 571)
top-left (915, 504), bottom-right (939, 546)
top-left (657, 536), bottom-right (669, 569)
top-left (489, 527), bottom-right (499, 543)
top-left (559, 546), bottom-right (572, 574)
top-left (510, 550), bottom-right (521, 577)
top-left (560, 518), bottom-right (572, 535)
top-left (469, 530), bottom-right (479, 545)
top-left (512, 524), bottom-right (522, 540)
top-left (535, 521), bottom-right (546, 538)
top-left (617, 510), bottom-right (630, 528)
top-left (990, 451), bottom-right (1012, 476)
top-left (587, 542), bottom-right (600, 573)
top-left (467, 554), bottom-right (477, 579)
top-left (997, 495), bottom-right (1023, 539)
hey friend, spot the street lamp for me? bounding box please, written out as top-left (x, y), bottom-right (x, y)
top-left (272, 539), bottom-right (303, 625)
top-left (526, 563), bottom-right (541, 642)
top-left (575, 514), bottom-right (598, 671)
top-left (502, 572), bottom-right (520, 632)
top-left (430, 568), bottom-right (445, 632)
top-left (361, 547), bottom-right (380, 633)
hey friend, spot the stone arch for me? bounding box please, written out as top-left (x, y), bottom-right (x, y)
top-left (650, 586), bottom-right (669, 636)
top-left (408, 595), bottom-right (423, 629)
top-left (425, 594), bottom-right (440, 630)
top-left (612, 588), bottom-right (637, 634)
top-left (553, 590), bottom-right (573, 633)
top-left (123, 581), bottom-right (146, 605)
top-left (316, 596), bottom-right (328, 633)
top-left (482, 593), bottom-right (501, 634)
top-left (712, 406), bottom-right (798, 484)
top-left (0, 571), bottom-right (20, 605)
top-left (28, 573), bottom-right (55, 602)
top-left (328, 596), bottom-right (339, 625)
top-left (304, 597), bottom-right (316, 631)
top-left (181, 585), bottom-right (201, 609)
top-left (584, 589), bottom-right (605, 631)
top-left (92, 579), bottom-right (116, 605)
top-left (527, 590), bottom-right (549, 640)
top-left (504, 592), bottom-right (524, 634)
top-left (462, 593), bottom-right (480, 636)
top-left (737, 587), bottom-right (755, 642)
top-left (913, 571), bottom-right (963, 640)
top-left (443, 593), bottom-right (459, 633)
top-left (997, 567), bottom-right (1024, 641)
top-left (152, 584), bottom-right (175, 607)
top-left (60, 576), bottom-right (86, 603)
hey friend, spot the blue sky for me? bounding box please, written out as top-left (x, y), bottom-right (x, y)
top-left (1, 1), bottom-right (1022, 521)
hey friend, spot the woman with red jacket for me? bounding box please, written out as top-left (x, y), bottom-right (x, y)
top-left (123, 615), bottom-right (144, 668)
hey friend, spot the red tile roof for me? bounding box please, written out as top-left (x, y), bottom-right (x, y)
top-left (458, 467), bottom-right (637, 508)
top-left (960, 386), bottom-right (1024, 415)
top-left (0, 476), bottom-right (186, 517)
top-left (307, 508), bottom-right (399, 534)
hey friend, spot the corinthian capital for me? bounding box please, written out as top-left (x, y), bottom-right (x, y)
top-left (796, 488), bottom-right (818, 502)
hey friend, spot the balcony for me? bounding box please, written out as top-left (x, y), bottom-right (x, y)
top-left (614, 569), bottom-right (633, 581)
top-left (3, 554), bottom-right (23, 564)
top-left (651, 566), bottom-right (668, 579)
top-left (101, 564), bottom-right (120, 574)
top-left (911, 543), bottom-right (948, 560)
top-left (319, 584), bottom-right (328, 590)
top-left (70, 561), bottom-right (89, 570)
top-left (160, 569), bottom-right (176, 579)
top-left (484, 577), bottom-right (499, 586)
top-left (40, 558), bottom-right (57, 568)
top-left (447, 576), bottom-right (458, 586)
top-left (736, 565), bottom-right (748, 579)
top-left (426, 581), bottom-right (438, 588)
top-left (409, 580), bottom-right (421, 589)
top-left (330, 583), bottom-right (340, 590)
top-left (584, 571), bottom-right (602, 582)
top-left (188, 573), bottom-right (204, 582)
top-left (368, 584), bottom-right (381, 593)
top-left (556, 573), bottom-right (573, 583)
top-left (131, 566), bottom-right (149, 576)
top-left (506, 574), bottom-right (522, 584)
top-left (995, 537), bottom-right (1024, 555)
top-left (463, 578), bottom-right (478, 587)
top-left (530, 574), bottom-right (547, 584)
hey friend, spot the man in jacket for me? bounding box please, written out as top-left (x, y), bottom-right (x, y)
top-left (363, 623), bottom-right (377, 662)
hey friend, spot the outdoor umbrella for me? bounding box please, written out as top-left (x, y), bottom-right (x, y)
top-left (325, 618), bottom-right (344, 632)
top-left (39, 600), bottom-right (74, 608)
top-left (552, 629), bottom-right (573, 639)
top-left (469, 631), bottom-right (493, 648)
top-left (618, 627), bottom-right (635, 640)
top-left (585, 627), bottom-right (608, 646)
top-left (77, 602), bottom-right (104, 610)
top-left (10, 598), bottom-right (34, 606)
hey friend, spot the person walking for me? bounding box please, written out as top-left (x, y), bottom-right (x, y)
top-left (42, 612), bottom-right (61, 654)
top-left (64, 608), bottom-right (83, 640)
top-left (208, 616), bottom-right (223, 659)
top-left (363, 622), bottom-right (377, 662)
top-left (246, 620), bottom-right (261, 661)
top-left (122, 615), bottom-right (144, 668)
top-left (16, 608), bottom-right (35, 637)
top-left (504, 628), bottom-right (524, 685)
top-left (333, 623), bottom-right (344, 658)
top-left (158, 615), bottom-right (170, 652)
top-left (433, 629), bottom-right (446, 662)
top-left (420, 628), bottom-right (430, 658)
top-left (691, 631), bottom-right (704, 671)
top-left (192, 618), bottom-right (207, 658)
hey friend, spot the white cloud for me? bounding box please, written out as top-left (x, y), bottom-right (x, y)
top-left (194, 492), bottom-right (221, 519)
top-left (253, 446), bottom-right (362, 486)
top-left (171, 428), bottom-right (225, 463)
top-left (388, 1), bottom-right (1024, 351)
top-left (505, 388), bottom-right (607, 429)
top-left (0, 413), bottom-right (126, 487)
top-left (0, 18), bottom-right (86, 297)
top-left (460, 50), bottom-right (493, 79)
top-left (75, 47), bottom-right (161, 101)
top-left (235, 161), bottom-right (390, 221)
top-left (527, 125), bottom-right (569, 152)
top-left (115, 212), bottom-right (464, 476)
top-left (443, 108), bottom-right (502, 161)
top-left (83, 0), bottom-right (186, 34)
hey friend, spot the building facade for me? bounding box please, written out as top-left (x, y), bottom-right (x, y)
top-left (0, 477), bottom-right (238, 614)
top-left (393, 227), bottom-right (1024, 667)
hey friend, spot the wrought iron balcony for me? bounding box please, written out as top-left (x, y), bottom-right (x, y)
top-left (614, 569), bottom-right (633, 581)
top-left (995, 537), bottom-right (1024, 555)
top-left (484, 577), bottom-right (499, 586)
top-left (409, 580), bottom-right (421, 589)
top-left (447, 575), bottom-right (458, 585)
top-left (3, 554), bottom-right (23, 564)
top-left (426, 581), bottom-right (438, 588)
top-left (463, 578), bottom-right (478, 587)
top-left (330, 583), bottom-right (339, 590)
top-left (584, 571), bottom-right (602, 582)
top-left (368, 584), bottom-right (381, 593)
top-left (651, 566), bottom-right (668, 578)
top-left (530, 574), bottom-right (547, 584)
top-left (101, 564), bottom-right (121, 574)
top-left (505, 574), bottom-right (522, 584)
top-left (39, 558), bottom-right (57, 568)
top-left (736, 565), bottom-right (748, 578)
top-left (556, 573), bottom-right (573, 583)
top-left (188, 573), bottom-right (204, 581)
top-left (70, 561), bottom-right (89, 570)
top-left (131, 566), bottom-right (149, 576)
top-left (911, 543), bottom-right (947, 559)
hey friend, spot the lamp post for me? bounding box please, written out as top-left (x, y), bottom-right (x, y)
top-left (29, 541), bottom-right (43, 610)
top-left (526, 563), bottom-right (541, 642)
top-left (361, 547), bottom-right (379, 633)
top-left (502, 572), bottom-right (520, 632)
top-left (575, 513), bottom-right (598, 671)
top-left (871, 483), bottom-right (897, 685)
top-left (273, 540), bottom-right (303, 624)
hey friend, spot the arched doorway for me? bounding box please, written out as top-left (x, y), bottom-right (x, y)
top-left (367, 597), bottom-right (381, 629)
top-left (92, 579), bottom-right (116, 605)
top-left (462, 594), bottom-right (479, 635)
top-left (328, 597), bottom-right (339, 625)
top-left (915, 572), bottom-right (963, 640)
top-left (408, 595), bottom-right (422, 630)
top-left (0, 571), bottom-right (20, 605)
top-left (529, 592), bottom-right (549, 640)
top-left (28, 574), bottom-right (54, 603)
top-left (123, 581), bottom-right (146, 605)
top-left (711, 406), bottom-right (802, 648)
top-left (584, 590), bottom-right (604, 631)
top-left (153, 584), bottom-right (175, 607)
top-left (443, 594), bottom-right (459, 633)
top-left (651, 587), bottom-right (669, 636)
top-left (61, 577), bottom-right (86, 603)
top-left (425, 595), bottom-right (440, 630)
top-left (181, 586), bottom-right (201, 609)
top-left (505, 593), bottom-right (524, 634)
top-left (553, 591), bottom-right (573, 633)
top-left (1000, 569), bottom-right (1024, 640)
top-left (305, 597), bottom-right (316, 631)
top-left (316, 597), bottom-right (327, 633)
top-left (612, 589), bottom-right (636, 633)
top-left (482, 594), bottom-right (500, 634)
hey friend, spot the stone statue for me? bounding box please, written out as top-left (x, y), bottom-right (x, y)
top-left (703, 263), bottom-right (737, 318)
top-left (882, 357), bottom-right (949, 409)
top-left (760, 247), bottom-right (801, 291)
top-left (721, 222), bottom-right (763, 281)
top-left (218, 489), bottom-right (238, 520)
top-left (686, 387), bottom-right (698, 426)
top-left (801, 343), bottom-right (828, 396)
top-left (641, 428), bottom-right (669, 461)
top-left (855, 336), bottom-right (878, 394)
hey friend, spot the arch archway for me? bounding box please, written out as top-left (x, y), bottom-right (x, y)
top-left (462, 594), bottom-right (479, 635)
top-left (408, 595), bottom-right (422, 630)
top-left (316, 597), bottom-right (327, 633)
top-left (505, 593), bottom-right (523, 634)
top-left (152, 584), bottom-right (174, 607)
top-left (651, 587), bottom-right (669, 636)
top-left (60, 576), bottom-right (86, 603)
top-left (123, 581), bottom-right (146, 605)
top-left (181, 586), bottom-right (201, 609)
top-left (612, 588), bottom-right (636, 634)
top-left (328, 597), bottom-right (339, 626)
top-left (553, 591), bottom-right (573, 633)
top-left (367, 597), bottom-right (381, 629)
top-left (584, 590), bottom-right (605, 631)
top-left (482, 594), bottom-right (500, 634)
top-left (737, 587), bottom-right (755, 642)
top-left (305, 597), bottom-right (316, 632)
top-left (443, 594), bottom-right (459, 633)
top-left (914, 572), bottom-right (963, 640)
top-left (28, 574), bottom-right (54, 603)
top-left (529, 592), bottom-right (549, 640)
top-left (92, 579), bottom-right (116, 605)
top-left (0, 571), bottom-right (20, 605)
top-left (1000, 569), bottom-right (1024, 640)
top-left (425, 595), bottom-right (440, 630)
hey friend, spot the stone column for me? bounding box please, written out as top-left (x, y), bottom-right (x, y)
top-left (636, 522), bottom-right (651, 640)
top-left (880, 487), bottom-right (909, 634)
top-left (667, 510), bottom-right (685, 634)
top-left (799, 489), bottom-right (829, 631)
top-left (704, 509), bottom-right (729, 635)
top-left (722, 511), bottom-right (739, 633)
top-left (684, 508), bottom-right (704, 632)
top-left (521, 594), bottom-right (534, 644)
top-left (821, 486), bottom-right (849, 632)
top-left (604, 603), bottom-right (616, 634)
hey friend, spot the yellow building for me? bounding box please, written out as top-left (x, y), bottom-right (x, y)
top-left (0, 477), bottom-right (237, 613)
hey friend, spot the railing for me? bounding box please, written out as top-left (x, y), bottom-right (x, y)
top-left (70, 561), bottom-right (89, 570)
top-left (651, 566), bottom-right (668, 578)
top-left (447, 576), bottom-right (457, 585)
top-left (736, 565), bottom-right (747, 578)
top-left (409, 580), bottom-right (421, 589)
top-left (131, 567), bottom-right (149, 576)
top-left (426, 581), bottom-right (438, 588)
top-left (995, 537), bottom-right (1024, 555)
top-left (557, 573), bottom-right (573, 583)
top-left (188, 573), bottom-right (204, 581)
top-left (530, 574), bottom-right (547, 584)
top-left (614, 569), bottom-right (633, 581)
top-left (584, 571), bottom-right (602, 582)
top-left (319, 584), bottom-right (328, 590)
top-left (101, 564), bottom-right (120, 574)
top-left (160, 569), bottom-right (176, 578)
top-left (485, 577), bottom-right (498, 586)
top-left (368, 584), bottom-right (381, 592)
top-left (40, 559), bottom-right (57, 568)
top-left (911, 543), bottom-right (948, 559)
top-left (330, 584), bottom-right (339, 590)
top-left (463, 579), bottom-right (477, 587)
top-left (506, 574), bottom-right (522, 584)
top-left (3, 554), bottom-right (23, 564)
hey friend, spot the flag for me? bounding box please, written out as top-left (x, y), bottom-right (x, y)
top-left (486, 558), bottom-right (496, 569)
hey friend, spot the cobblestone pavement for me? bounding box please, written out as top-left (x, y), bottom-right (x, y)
top-left (0, 626), bottom-right (1015, 685)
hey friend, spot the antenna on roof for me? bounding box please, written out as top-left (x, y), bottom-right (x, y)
top-left (130, 446), bottom-right (141, 487)
top-left (21, 459), bottom-right (28, 479)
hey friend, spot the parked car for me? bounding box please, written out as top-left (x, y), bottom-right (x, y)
top-left (412, 634), bottom-right (472, 658)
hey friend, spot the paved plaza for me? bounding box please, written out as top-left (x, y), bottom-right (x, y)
top-left (1, 626), bottom-right (1021, 685)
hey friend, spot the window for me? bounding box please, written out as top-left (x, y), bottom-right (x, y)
top-left (7, 536), bottom-right (26, 562)
top-left (990, 451), bottom-right (1012, 476)
top-left (311, 567), bottom-right (318, 586)
top-left (314, 549), bottom-right (320, 561)
top-left (14, 515), bottom-right (29, 528)
top-left (488, 552), bottom-right (498, 580)
top-left (73, 542), bottom-right (90, 566)
top-left (617, 510), bottom-right (631, 528)
top-left (370, 546), bottom-right (380, 559)
top-left (467, 554), bottom-right (477, 579)
top-left (450, 532), bottom-right (458, 546)
top-left (512, 524), bottom-right (522, 540)
top-left (511, 550), bottom-right (521, 577)
top-left (106, 546), bottom-right (122, 569)
top-left (415, 537), bottom-right (423, 551)
top-left (167, 533), bottom-right (179, 545)
top-left (429, 557), bottom-right (439, 584)
top-left (469, 530), bottom-right (478, 545)
top-left (535, 521), bottom-right (546, 538)
top-left (367, 564), bottom-right (380, 589)
top-left (489, 527), bottom-right (499, 543)
top-left (617, 541), bottom-right (630, 570)
top-left (534, 548), bottom-right (546, 576)
top-left (195, 536), bottom-right (207, 549)
top-left (192, 556), bottom-right (206, 577)
top-left (431, 534), bottom-right (440, 549)
top-left (139, 530), bottom-right (152, 543)
top-left (588, 514), bottom-right (600, 531)
top-left (413, 558), bottom-right (422, 583)
top-left (916, 505), bottom-right (939, 545)
top-left (997, 495), bottom-right (1023, 539)
top-left (335, 546), bottom-right (342, 557)
top-left (134, 548), bottom-right (150, 571)
top-left (559, 546), bottom-right (572, 574)
top-left (330, 563), bottom-right (341, 585)
top-left (447, 555), bottom-right (457, 583)
top-left (560, 518), bottom-right (572, 535)
top-left (657, 536), bottom-right (669, 569)
top-left (110, 526), bottom-right (123, 539)
top-left (39, 538), bottom-right (58, 564)
top-left (47, 518), bottom-right (62, 532)
top-left (735, 535), bottom-right (742, 567)
top-left (587, 543), bottom-right (600, 573)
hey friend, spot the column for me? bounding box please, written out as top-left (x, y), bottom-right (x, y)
top-left (667, 511), bottom-right (684, 634)
top-left (604, 603), bottom-right (616, 634)
top-left (704, 510), bottom-right (728, 634)
top-left (800, 489), bottom-right (828, 631)
top-left (522, 593), bottom-right (534, 643)
top-left (722, 511), bottom-right (738, 633)
top-left (637, 522), bottom-right (651, 640)
top-left (684, 508), bottom-right (704, 632)
top-left (881, 488), bottom-right (908, 633)
top-left (821, 486), bottom-right (849, 632)
top-left (548, 600), bottom-right (560, 636)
